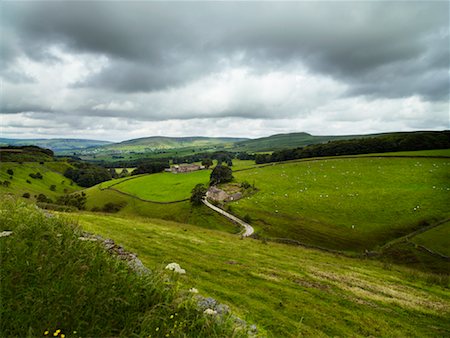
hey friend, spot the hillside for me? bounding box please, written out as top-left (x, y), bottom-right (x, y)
top-left (0, 199), bottom-right (242, 337)
top-left (84, 171), bottom-right (239, 234)
top-left (77, 211), bottom-right (450, 337)
top-left (231, 156), bottom-right (450, 253)
top-left (232, 132), bottom-right (370, 152)
top-left (0, 161), bottom-right (82, 200)
top-left (83, 153), bottom-right (450, 257)
top-left (82, 136), bottom-right (247, 154)
top-left (233, 130), bottom-right (450, 153)
top-left (0, 138), bottom-right (112, 152)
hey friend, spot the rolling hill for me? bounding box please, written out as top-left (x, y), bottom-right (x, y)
top-left (0, 138), bottom-right (112, 152)
top-left (232, 132), bottom-right (370, 152)
top-left (85, 136), bottom-right (247, 153)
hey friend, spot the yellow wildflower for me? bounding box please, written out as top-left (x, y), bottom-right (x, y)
top-left (155, 327), bottom-right (159, 331)
top-left (170, 314), bottom-right (174, 319)
top-left (44, 331), bottom-right (49, 335)
top-left (61, 335), bottom-right (65, 338)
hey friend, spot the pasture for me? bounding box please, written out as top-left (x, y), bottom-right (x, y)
top-left (77, 211), bottom-right (450, 337)
top-left (84, 181), bottom-right (239, 234)
top-left (231, 157), bottom-right (450, 251)
top-left (109, 170), bottom-right (211, 202)
top-left (0, 162), bottom-right (81, 199)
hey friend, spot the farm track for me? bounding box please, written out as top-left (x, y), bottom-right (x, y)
top-left (202, 198), bottom-right (254, 237)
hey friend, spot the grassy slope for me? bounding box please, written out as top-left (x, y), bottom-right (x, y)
top-left (84, 183), bottom-right (240, 234)
top-left (76, 212), bottom-right (450, 337)
top-left (0, 138), bottom-right (112, 152)
top-left (0, 199), bottom-right (240, 337)
top-left (0, 162), bottom-right (82, 200)
top-left (231, 157), bottom-right (450, 252)
top-left (113, 170), bottom-right (211, 202)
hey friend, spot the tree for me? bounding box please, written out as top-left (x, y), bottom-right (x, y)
top-left (37, 194), bottom-right (52, 203)
top-left (210, 165), bottom-right (233, 186)
top-left (190, 184), bottom-right (207, 205)
top-left (201, 158), bottom-right (213, 169)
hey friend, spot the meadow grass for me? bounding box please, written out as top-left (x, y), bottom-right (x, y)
top-left (231, 157), bottom-right (450, 252)
top-left (84, 185), bottom-right (240, 233)
top-left (0, 198), bottom-right (243, 337)
top-left (75, 211), bottom-right (450, 337)
top-left (0, 162), bottom-right (81, 200)
top-left (112, 170), bottom-right (211, 202)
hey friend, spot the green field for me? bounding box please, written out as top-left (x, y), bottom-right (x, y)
top-left (363, 149), bottom-right (450, 157)
top-left (411, 221), bottom-right (450, 256)
top-left (85, 182), bottom-right (239, 234)
top-left (112, 170), bottom-right (211, 202)
top-left (76, 212), bottom-right (450, 337)
top-left (231, 157), bottom-right (450, 252)
top-left (0, 162), bottom-right (82, 200)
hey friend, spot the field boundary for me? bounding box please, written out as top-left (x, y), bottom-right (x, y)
top-left (380, 217), bottom-right (450, 251)
top-left (97, 174), bottom-right (190, 204)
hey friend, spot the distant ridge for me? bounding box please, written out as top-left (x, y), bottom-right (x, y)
top-left (93, 136), bottom-right (248, 152)
top-left (232, 132), bottom-right (371, 152)
top-left (0, 138), bottom-right (112, 152)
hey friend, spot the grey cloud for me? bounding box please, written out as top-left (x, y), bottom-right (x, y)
top-left (2, 1), bottom-right (448, 101)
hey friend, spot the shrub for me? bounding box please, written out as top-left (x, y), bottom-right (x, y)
top-left (50, 185), bottom-right (56, 191)
top-left (6, 169), bottom-right (13, 176)
top-left (26, 180), bottom-right (31, 184)
top-left (55, 192), bottom-right (87, 210)
top-left (22, 193), bottom-right (30, 199)
top-left (29, 172), bottom-right (43, 179)
top-left (36, 194), bottom-right (52, 204)
top-left (2, 181), bottom-right (11, 188)
top-left (102, 202), bottom-right (126, 213)
top-left (241, 181), bottom-right (251, 189)
top-left (243, 214), bottom-right (252, 224)
top-left (190, 184), bottom-right (207, 206)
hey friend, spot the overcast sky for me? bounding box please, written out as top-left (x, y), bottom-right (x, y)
top-left (1, 1), bottom-right (449, 141)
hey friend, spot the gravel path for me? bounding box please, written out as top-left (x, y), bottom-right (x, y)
top-left (202, 199), bottom-right (254, 237)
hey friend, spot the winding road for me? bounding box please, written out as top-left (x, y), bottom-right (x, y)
top-left (202, 199), bottom-right (254, 237)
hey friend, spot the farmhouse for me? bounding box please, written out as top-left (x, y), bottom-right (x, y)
top-left (206, 186), bottom-right (228, 201)
top-left (166, 164), bottom-right (205, 174)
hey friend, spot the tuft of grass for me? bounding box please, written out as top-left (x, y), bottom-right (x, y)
top-left (0, 198), bottom-right (243, 337)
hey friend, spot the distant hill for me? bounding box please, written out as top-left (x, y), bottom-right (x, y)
top-left (232, 132), bottom-right (372, 152)
top-left (0, 138), bottom-right (112, 152)
top-left (87, 136), bottom-right (248, 153)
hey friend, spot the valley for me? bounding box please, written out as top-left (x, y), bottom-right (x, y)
top-left (1, 134), bottom-right (449, 337)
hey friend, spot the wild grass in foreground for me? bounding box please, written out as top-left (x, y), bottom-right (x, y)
top-left (0, 198), bottom-right (242, 337)
top-left (77, 212), bottom-right (450, 337)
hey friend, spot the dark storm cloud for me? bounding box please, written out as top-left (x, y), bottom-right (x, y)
top-left (2, 1), bottom-right (448, 101)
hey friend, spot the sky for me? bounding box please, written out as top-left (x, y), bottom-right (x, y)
top-left (1, 1), bottom-right (449, 142)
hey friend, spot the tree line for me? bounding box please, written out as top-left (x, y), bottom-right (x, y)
top-left (255, 131), bottom-right (450, 164)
